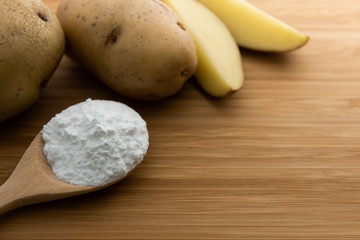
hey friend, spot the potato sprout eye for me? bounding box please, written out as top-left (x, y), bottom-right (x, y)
top-left (38, 12), bottom-right (48, 22)
top-left (40, 79), bottom-right (50, 91)
top-left (177, 22), bottom-right (186, 31)
top-left (181, 69), bottom-right (189, 78)
top-left (105, 26), bottom-right (122, 46)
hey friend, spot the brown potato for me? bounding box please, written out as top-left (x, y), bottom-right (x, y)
top-left (0, 0), bottom-right (65, 122)
top-left (57, 0), bottom-right (198, 100)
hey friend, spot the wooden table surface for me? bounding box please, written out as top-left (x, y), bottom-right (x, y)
top-left (2, 0), bottom-right (360, 239)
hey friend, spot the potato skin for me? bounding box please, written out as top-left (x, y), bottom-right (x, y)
top-left (0, 0), bottom-right (65, 122)
top-left (57, 0), bottom-right (198, 100)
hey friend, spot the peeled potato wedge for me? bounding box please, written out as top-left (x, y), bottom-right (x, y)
top-left (197, 0), bottom-right (309, 52)
top-left (163, 0), bottom-right (244, 97)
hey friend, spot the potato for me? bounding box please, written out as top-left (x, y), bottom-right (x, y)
top-left (164, 0), bottom-right (244, 97)
top-left (0, 0), bottom-right (65, 122)
top-left (197, 0), bottom-right (309, 52)
top-left (57, 0), bottom-right (198, 100)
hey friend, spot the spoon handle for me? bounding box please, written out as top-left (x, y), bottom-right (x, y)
top-left (0, 145), bottom-right (43, 214)
top-left (0, 134), bottom-right (93, 214)
top-left (0, 145), bottom-right (54, 214)
top-left (0, 180), bottom-right (20, 214)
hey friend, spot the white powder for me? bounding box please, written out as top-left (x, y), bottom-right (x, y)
top-left (41, 98), bottom-right (149, 187)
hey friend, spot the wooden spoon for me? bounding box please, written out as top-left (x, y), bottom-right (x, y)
top-left (0, 133), bottom-right (116, 214)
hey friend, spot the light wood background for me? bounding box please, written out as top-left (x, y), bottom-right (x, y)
top-left (2, 0), bottom-right (360, 239)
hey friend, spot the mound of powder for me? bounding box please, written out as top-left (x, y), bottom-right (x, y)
top-left (41, 99), bottom-right (149, 187)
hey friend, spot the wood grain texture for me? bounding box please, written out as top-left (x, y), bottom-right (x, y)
top-left (1, 0), bottom-right (360, 239)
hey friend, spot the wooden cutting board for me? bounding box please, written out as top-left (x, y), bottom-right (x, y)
top-left (2, 0), bottom-right (360, 239)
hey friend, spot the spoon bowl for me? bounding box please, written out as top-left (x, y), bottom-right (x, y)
top-left (0, 133), bottom-right (114, 214)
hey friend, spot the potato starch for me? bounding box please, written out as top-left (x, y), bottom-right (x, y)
top-left (41, 99), bottom-right (149, 187)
